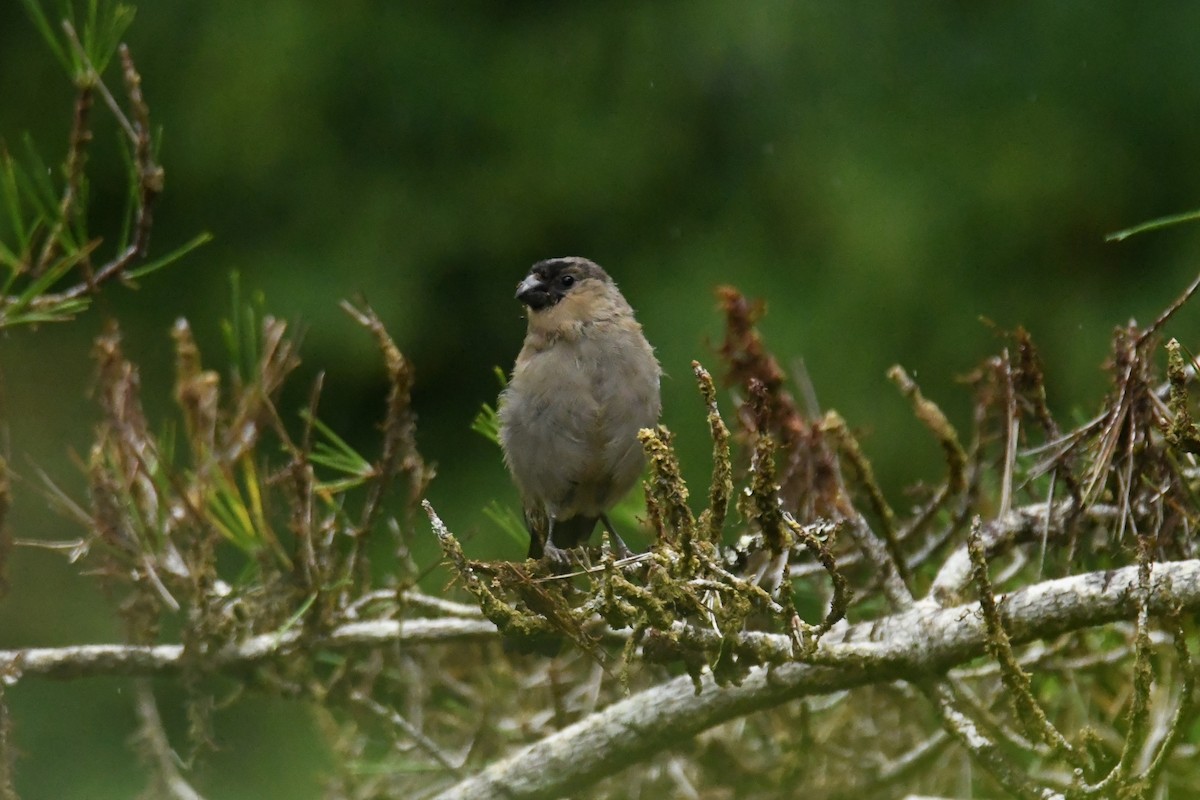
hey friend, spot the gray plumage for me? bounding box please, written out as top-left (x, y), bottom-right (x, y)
top-left (498, 257), bottom-right (662, 562)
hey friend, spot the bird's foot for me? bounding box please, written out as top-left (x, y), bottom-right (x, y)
top-left (541, 540), bottom-right (580, 569)
top-left (610, 537), bottom-right (635, 560)
top-left (599, 514), bottom-right (636, 560)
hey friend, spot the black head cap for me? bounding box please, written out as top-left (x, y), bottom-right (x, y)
top-left (516, 257), bottom-right (610, 310)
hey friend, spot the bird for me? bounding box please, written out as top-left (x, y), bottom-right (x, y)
top-left (498, 257), bottom-right (662, 564)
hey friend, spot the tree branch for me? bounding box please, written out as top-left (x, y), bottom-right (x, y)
top-left (432, 559), bottom-right (1200, 800)
top-left (0, 617), bottom-right (495, 681)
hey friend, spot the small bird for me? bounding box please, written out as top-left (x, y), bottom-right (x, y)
top-left (498, 257), bottom-right (662, 563)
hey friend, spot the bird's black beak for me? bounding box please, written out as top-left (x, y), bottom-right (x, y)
top-left (516, 274), bottom-right (554, 310)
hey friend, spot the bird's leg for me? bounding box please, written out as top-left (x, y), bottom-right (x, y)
top-left (599, 514), bottom-right (635, 559)
top-left (542, 518), bottom-right (576, 567)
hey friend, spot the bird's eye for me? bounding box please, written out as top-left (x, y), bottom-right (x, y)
top-left (559, 274), bottom-right (575, 288)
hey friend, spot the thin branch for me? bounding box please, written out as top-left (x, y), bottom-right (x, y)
top-left (820, 411), bottom-right (912, 604)
top-left (0, 617), bottom-right (497, 682)
top-left (925, 499), bottom-right (1121, 605)
top-left (818, 729), bottom-right (950, 800)
top-left (29, 42), bottom-right (163, 312)
top-left (1135, 270), bottom-right (1200, 346)
top-left (920, 681), bottom-right (1064, 800)
top-left (348, 691), bottom-right (466, 778)
top-left (133, 679), bottom-right (208, 800)
top-left (966, 519), bottom-right (1083, 767)
top-left (0, 688), bottom-right (15, 800)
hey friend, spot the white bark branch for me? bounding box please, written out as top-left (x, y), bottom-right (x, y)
top-left (4, 560), bottom-right (1197, 799)
top-left (432, 559), bottom-right (1200, 800)
top-left (0, 617), bottom-right (496, 681)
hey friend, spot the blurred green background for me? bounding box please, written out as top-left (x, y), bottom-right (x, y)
top-left (3, 3), bottom-right (1200, 797)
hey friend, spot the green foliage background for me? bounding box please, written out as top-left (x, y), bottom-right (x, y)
top-left (2, 3), bottom-right (1200, 797)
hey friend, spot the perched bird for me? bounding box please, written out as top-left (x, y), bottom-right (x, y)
top-left (498, 257), bottom-right (661, 563)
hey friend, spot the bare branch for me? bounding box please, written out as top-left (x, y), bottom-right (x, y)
top-left (133, 680), bottom-right (208, 800)
top-left (0, 617), bottom-right (496, 682)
